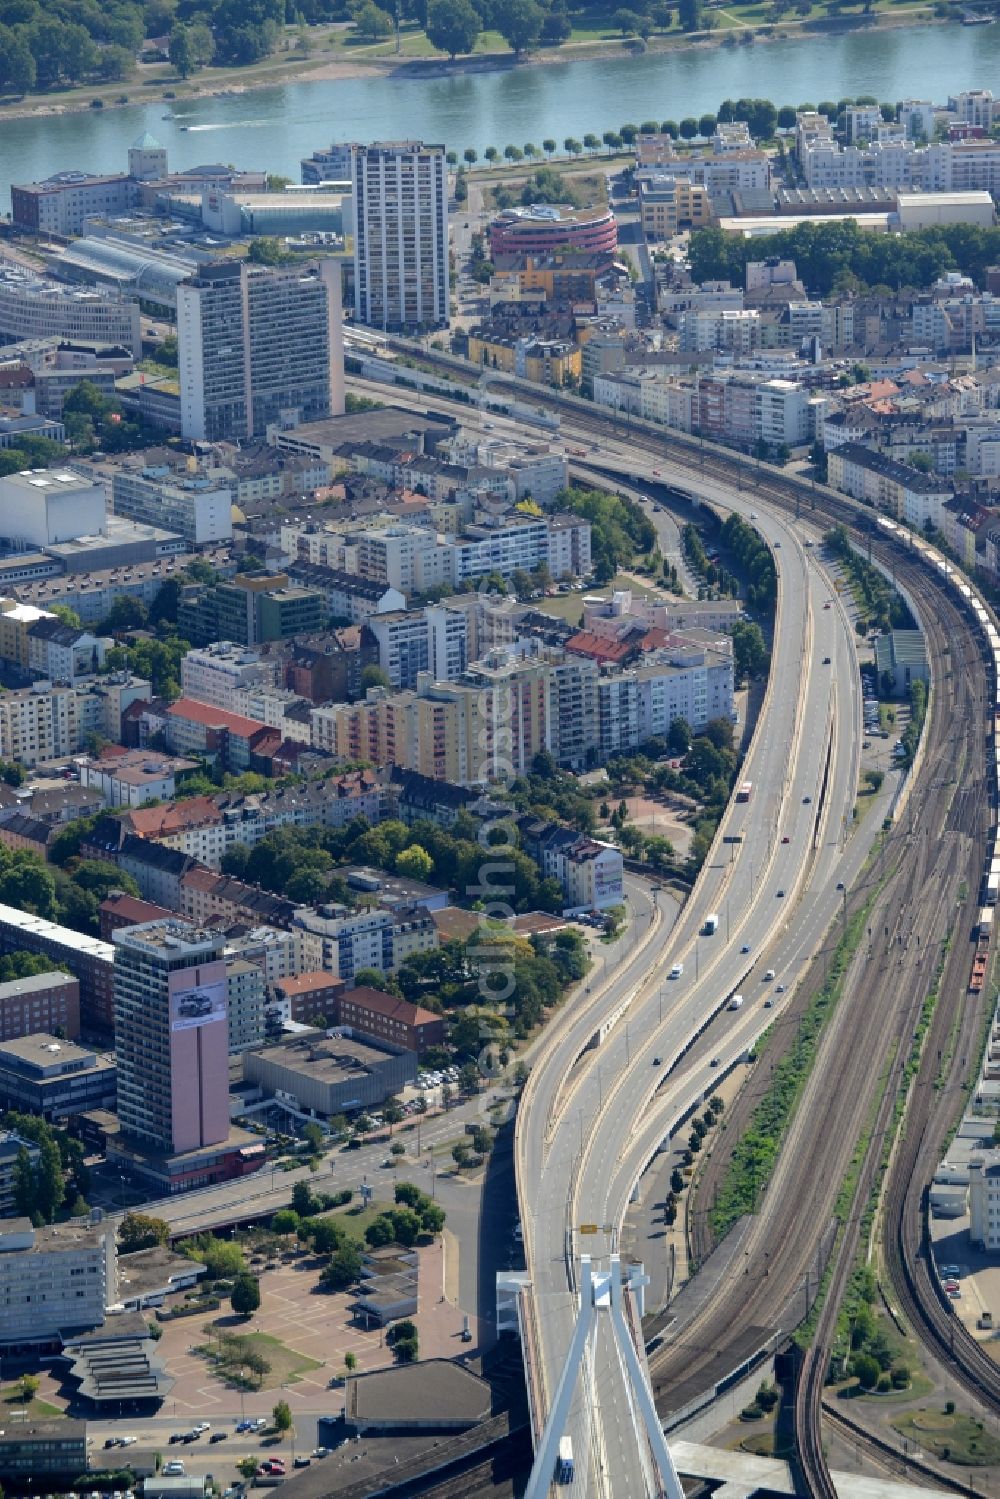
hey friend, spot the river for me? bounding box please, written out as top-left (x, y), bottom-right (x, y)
top-left (2, 22), bottom-right (1000, 210)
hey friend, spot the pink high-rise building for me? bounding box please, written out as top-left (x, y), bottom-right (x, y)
top-left (113, 921), bottom-right (229, 1156)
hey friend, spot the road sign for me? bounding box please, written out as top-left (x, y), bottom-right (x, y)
top-left (578, 1224), bottom-right (599, 1235)
top-left (722, 835), bottom-right (743, 844)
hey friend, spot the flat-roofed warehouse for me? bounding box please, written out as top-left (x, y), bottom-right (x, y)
top-left (346, 1359), bottom-right (493, 1432)
top-left (243, 1030), bottom-right (416, 1116)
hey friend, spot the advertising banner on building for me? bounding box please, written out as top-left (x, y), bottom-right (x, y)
top-left (169, 975), bottom-right (226, 1033)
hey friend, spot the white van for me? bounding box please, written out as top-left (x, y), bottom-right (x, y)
top-left (669, 963), bottom-right (683, 979)
top-left (728, 994), bottom-right (744, 1011)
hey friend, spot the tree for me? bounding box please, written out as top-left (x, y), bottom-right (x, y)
top-left (35, 1136), bottom-right (64, 1222)
top-left (272, 1399), bottom-right (293, 1434)
top-left (29, 19), bottom-right (98, 85)
top-left (231, 1273), bottom-right (261, 1318)
top-left (667, 716), bottom-right (692, 754)
top-left (678, 0), bottom-right (701, 26)
top-left (452, 1142), bottom-right (472, 1168)
top-left (364, 1214), bottom-right (396, 1248)
top-left (320, 1241), bottom-right (363, 1291)
top-left (19, 1374), bottom-right (39, 1403)
top-left (119, 1212), bottom-right (169, 1252)
top-left (291, 1181), bottom-right (317, 1217)
top-left (471, 1125), bottom-right (493, 1156)
top-left (484, 146), bottom-right (499, 164)
top-left (167, 23), bottom-right (194, 76)
top-left (496, 0), bottom-right (543, 53)
top-left (238, 1458), bottom-right (260, 1483)
top-left (309, 1217), bottom-right (344, 1255)
top-left (391, 1333), bottom-right (418, 1362)
top-left (13, 1145), bottom-right (35, 1218)
top-left (426, 0), bottom-right (480, 56)
top-left (271, 1209), bottom-right (300, 1235)
top-left (389, 1206), bottom-right (422, 1246)
top-left (540, 6), bottom-right (570, 41)
top-left (396, 844), bottom-right (433, 881)
top-left (354, 1), bottom-right (394, 38)
top-left (0, 25), bottom-right (37, 93)
top-left (189, 1236), bottom-right (245, 1279)
top-left (542, 138), bottom-right (557, 156)
top-left (383, 1099), bottom-right (404, 1132)
top-left (854, 1354), bottom-right (880, 1390)
top-left (302, 1120), bottom-right (325, 1153)
top-left (360, 664), bottom-right (392, 692)
top-left (463, 147), bottom-right (478, 164)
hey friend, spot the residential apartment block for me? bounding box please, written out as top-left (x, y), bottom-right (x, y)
top-left (352, 142), bottom-right (449, 332)
top-left (0, 1217), bottom-right (115, 1348)
top-left (178, 259), bottom-right (345, 441)
top-left (112, 467), bottom-right (233, 546)
top-left (0, 971), bottom-right (80, 1043)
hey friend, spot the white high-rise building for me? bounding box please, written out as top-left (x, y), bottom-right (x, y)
top-left (352, 142), bottom-right (448, 332)
top-left (178, 259), bottom-right (345, 441)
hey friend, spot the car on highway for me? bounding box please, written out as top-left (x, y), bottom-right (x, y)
top-left (836, 881), bottom-right (845, 891)
top-left (764, 969), bottom-right (775, 980)
top-left (294, 1457), bottom-right (311, 1468)
top-left (776, 889), bottom-right (785, 898)
top-left (803, 795), bottom-right (812, 804)
top-left (823, 601), bottom-right (831, 609)
top-left (669, 963), bottom-right (683, 978)
top-left (822, 656), bottom-right (831, 664)
top-left (781, 834), bottom-right (790, 843)
top-left (653, 1055), bottom-right (662, 1065)
top-left (764, 998), bottom-right (773, 1008)
top-left (776, 983), bottom-right (786, 993)
top-left (710, 1057), bottom-right (720, 1067)
top-left (741, 944), bottom-right (751, 953)
top-left (312, 1449), bottom-right (331, 1459)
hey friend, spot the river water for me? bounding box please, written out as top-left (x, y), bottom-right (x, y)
top-left (2, 22), bottom-right (1000, 209)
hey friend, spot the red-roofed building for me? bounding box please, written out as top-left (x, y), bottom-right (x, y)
top-left (337, 985), bottom-right (444, 1055)
top-left (272, 971), bottom-right (346, 1026)
top-left (165, 697), bottom-right (272, 772)
top-left (99, 892), bottom-right (177, 941)
top-left (123, 796), bottom-right (222, 842)
top-left (565, 630), bottom-right (644, 665)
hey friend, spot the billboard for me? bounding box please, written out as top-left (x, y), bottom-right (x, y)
top-left (170, 976), bottom-right (226, 1033)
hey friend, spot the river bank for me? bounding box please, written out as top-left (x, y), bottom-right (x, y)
top-left (0, 4), bottom-right (945, 126)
